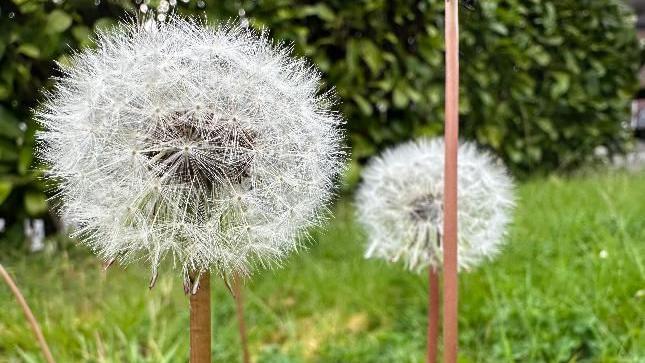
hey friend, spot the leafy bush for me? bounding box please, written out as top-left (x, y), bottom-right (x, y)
top-left (0, 0), bottom-right (129, 243)
top-left (211, 0), bottom-right (639, 176)
top-left (0, 0), bottom-right (640, 243)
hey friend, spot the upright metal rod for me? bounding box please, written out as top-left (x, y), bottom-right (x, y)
top-left (426, 268), bottom-right (440, 363)
top-left (443, 1), bottom-right (460, 362)
top-left (190, 272), bottom-right (211, 363)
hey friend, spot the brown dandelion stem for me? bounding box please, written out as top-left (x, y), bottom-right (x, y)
top-left (190, 271), bottom-right (211, 363)
top-left (232, 274), bottom-right (250, 363)
top-left (443, 0), bottom-right (460, 362)
top-left (0, 264), bottom-right (56, 363)
top-left (427, 268), bottom-right (440, 363)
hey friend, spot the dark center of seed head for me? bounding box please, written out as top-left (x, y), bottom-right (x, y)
top-left (410, 194), bottom-right (443, 224)
top-left (142, 111), bottom-right (255, 187)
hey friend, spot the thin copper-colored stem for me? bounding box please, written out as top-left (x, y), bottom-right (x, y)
top-left (443, 1), bottom-right (460, 362)
top-left (0, 264), bottom-right (56, 363)
top-left (190, 272), bottom-right (211, 363)
top-left (232, 274), bottom-right (250, 363)
top-left (427, 268), bottom-right (440, 363)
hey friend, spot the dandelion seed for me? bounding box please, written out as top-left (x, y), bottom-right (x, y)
top-left (356, 137), bottom-right (515, 272)
top-left (37, 16), bottom-right (345, 285)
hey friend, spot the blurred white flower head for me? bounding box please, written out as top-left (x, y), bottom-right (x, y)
top-left (36, 16), bottom-right (345, 287)
top-left (356, 138), bottom-right (515, 272)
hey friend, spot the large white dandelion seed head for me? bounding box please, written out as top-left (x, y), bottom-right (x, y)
top-left (36, 16), bottom-right (345, 286)
top-left (356, 138), bottom-right (515, 273)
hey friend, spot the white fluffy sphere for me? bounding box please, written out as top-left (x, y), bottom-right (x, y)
top-left (36, 17), bottom-right (345, 285)
top-left (356, 138), bottom-right (514, 272)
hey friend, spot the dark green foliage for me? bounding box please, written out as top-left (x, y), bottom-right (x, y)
top-left (0, 0), bottom-right (132, 244)
top-left (207, 0), bottom-right (639, 175)
top-left (460, 1), bottom-right (640, 173)
top-left (0, 0), bottom-right (640, 243)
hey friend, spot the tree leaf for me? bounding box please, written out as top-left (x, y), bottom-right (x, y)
top-left (0, 181), bottom-right (12, 206)
top-left (46, 10), bottom-right (73, 34)
top-left (0, 106), bottom-right (22, 139)
top-left (18, 146), bottom-right (33, 175)
top-left (360, 40), bottom-right (384, 75)
top-left (551, 72), bottom-right (571, 99)
top-left (393, 84), bottom-right (409, 108)
top-left (353, 94), bottom-right (373, 116)
top-left (16, 44), bottom-right (40, 59)
top-left (71, 25), bottom-right (93, 48)
top-left (24, 191), bottom-right (48, 216)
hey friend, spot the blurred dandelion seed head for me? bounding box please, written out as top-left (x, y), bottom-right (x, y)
top-left (356, 137), bottom-right (515, 272)
top-left (36, 16), bottom-right (345, 284)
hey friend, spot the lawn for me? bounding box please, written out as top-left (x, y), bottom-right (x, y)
top-left (1, 170), bottom-right (644, 362)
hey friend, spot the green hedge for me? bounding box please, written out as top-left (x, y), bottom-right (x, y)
top-left (0, 0), bottom-right (133, 243)
top-left (0, 0), bottom-right (640, 243)
top-left (211, 0), bottom-right (639, 176)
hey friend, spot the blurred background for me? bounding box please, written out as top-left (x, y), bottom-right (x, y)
top-left (0, 1), bottom-right (643, 362)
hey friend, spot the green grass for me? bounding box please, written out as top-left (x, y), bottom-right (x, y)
top-left (1, 170), bottom-right (644, 362)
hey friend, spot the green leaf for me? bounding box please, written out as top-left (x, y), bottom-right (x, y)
top-left (16, 44), bottom-right (40, 59)
top-left (360, 40), bottom-right (384, 74)
top-left (24, 191), bottom-right (48, 216)
top-left (393, 84), bottom-right (409, 108)
top-left (0, 181), bottom-right (12, 206)
top-left (353, 94), bottom-right (373, 116)
top-left (0, 84), bottom-right (9, 101)
top-left (56, 54), bottom-right (72, 67)
top-left (94, 18), bottom-right (117, 33)
top-left (14, 0), bottom-right (40, 13)
top-left (527, 146), bottom-right (542, 162)
top-left (345, 39), bottom-right (359, 76)
top-left (72, 25), bottom-right (93, 48)
top-left (551, 72), bottom-right (571, 98)
top-left (490, 22), bottom-right (509, 35)
top-left (299, 4), bottom-right (335, 22)
top-left (0, 139), bottom-right (19, 161)
top-left (482, 125), bottom-right (505, 149)
top-left (527, 45), bottom-right (551, 66)
top-left (46, 10), bottom-right (73, 34)
top-left (536, 118), bottom-right (558, 140)
top-left (0, 106), bottom-right (22, 139)
top-left (18, 146), bottom-right (33, 175)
